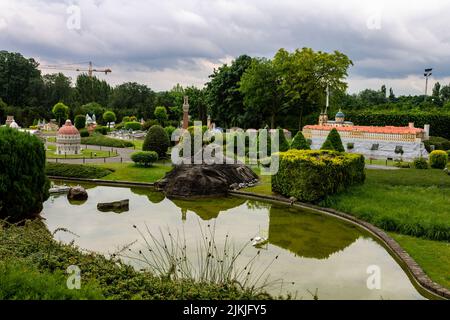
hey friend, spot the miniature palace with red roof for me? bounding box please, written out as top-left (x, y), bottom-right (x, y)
top-left (303, 110), bottom-right (430, 160)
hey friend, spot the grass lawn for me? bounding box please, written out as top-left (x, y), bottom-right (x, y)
top-left (45, 144), bottom-right (118, 159)
top-left (92, 162), bottom-right (172, 183)
top-left (390, 233), bottom-right (450, 290)
top-left (243, 166), bottom-right (450, 290)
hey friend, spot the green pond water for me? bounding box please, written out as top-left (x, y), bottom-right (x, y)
top-left (43, 184), bottom-right (428, 300)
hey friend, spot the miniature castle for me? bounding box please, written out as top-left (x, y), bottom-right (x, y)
top-left (303, 110), bottom-right (430, 160)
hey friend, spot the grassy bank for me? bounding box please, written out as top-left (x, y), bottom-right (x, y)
top-left (92, 162), bottom-right (171, 182)
top-left (243, 167), bottom-right (450, 290)
top-left (0, 220), bottom-right (271, 300)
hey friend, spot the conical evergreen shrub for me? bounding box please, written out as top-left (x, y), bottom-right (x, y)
top-left (275, 129), bottom-right (290, 152)
top-left (321, 128), bottom-right (345, 152)
top-left (143, 125), bottom-right (170, 158)
top-left (290, 131), bottom-right (310, 150)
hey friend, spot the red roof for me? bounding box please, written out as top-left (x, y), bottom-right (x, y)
top-left (58, 120), bottom-right (80, 135)
top-left (303, 124), bottom-right (424, 134)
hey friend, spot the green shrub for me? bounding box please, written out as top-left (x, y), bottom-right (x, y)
top-left (154, 106), bottom-right (168, 125)
top-left (143, 125), bottom-right (170, 158)
top-left (124, 121), bottom-right (142, 131)
top-left (276, 129), bottom-right (290, 152)
top-left (94, 126), bottom-right (109, 135)
top-left (346, 142), bottom-right (354, 150)
top-left (45, 162), bottom-right (113, 179)
top-left (164, 126), bottom-right (176, 140)
top-left (115, 122), bottom-right (124, 130)
top-left (131, 151), bottom-right (158, 167)
top-left (320, 128), bottom-right (345, 152)
top-left (429, 150), bottom-right (448, 169)
top-left (272, 149), bottom-right (365, 203)
top-left (81, 134), bottom-right (134, 148)
top-left (79, 128), bottom-right (89, 137)
top-left (74, 115), bottom-right (86, 130)
top-left (394, 161), bottom-right (411, 168)
top-left (0, 127), bottom-right (50, 221)
top-left (412, 157), bottom-right (428, 169)
top-left (142, 119), bottom-right (159, 131)
top-left (290, 131), bottom-right (310, 150)
top-left (103, 110), bottom-right (116, 126)
top-left (0, 259), bottom-right (104, 300)
top-left (424, 136), bottom-right (450, 152)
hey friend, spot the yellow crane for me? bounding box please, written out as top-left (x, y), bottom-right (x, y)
top-left (39, 61), bottom-right (112, 77)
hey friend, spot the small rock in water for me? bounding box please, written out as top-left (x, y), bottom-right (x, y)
top-left (67, 186), bottom-right (88, 201)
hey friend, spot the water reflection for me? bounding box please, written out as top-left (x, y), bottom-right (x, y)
top-left (42, 183), bottom-right (427, 300)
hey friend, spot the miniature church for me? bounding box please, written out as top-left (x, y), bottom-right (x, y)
top-left (56, 120), bottom-right (81, 155)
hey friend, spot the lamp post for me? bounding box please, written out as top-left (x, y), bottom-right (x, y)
top-left (424, 68), bottom-right (432, 99)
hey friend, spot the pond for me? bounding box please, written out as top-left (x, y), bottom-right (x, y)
top-left (42, 183), bottom-right (429, 300)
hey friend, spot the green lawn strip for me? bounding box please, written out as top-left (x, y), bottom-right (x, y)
top-left (0, 220), bottom-right (269, 300)
top-left (46, 144), bottom-right (117, 159)
top-left (389, 233), bottom-right (450, 290)
top-left (92, 162), bottom-right (172, 183)
top-left (81, 134), bottom-right (134, 148)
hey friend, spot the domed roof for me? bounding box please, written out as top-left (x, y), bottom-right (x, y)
top-left (335, 109), bottom-right (345, 118)
top-left (58, 120), bottom-right (80, 135)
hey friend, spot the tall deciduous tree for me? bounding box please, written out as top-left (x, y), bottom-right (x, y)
top-left (274, 48), bottom-right (353, 130)
top-left (239, 58), bottom-right (286, 128)
top-left (109, 82), bottom-right (155, 119)
top-left (206, 55), bottom-right (253, 128)
top-left (74, 74), bottom-right (111, 107)
top-left (52, 102), bottom-right (69, 125)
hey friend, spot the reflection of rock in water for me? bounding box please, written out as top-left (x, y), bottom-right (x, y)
top-left (130, 187), bottom-right (165, 204)
top-left (268, 205), bottom-right (360, 259)
top-left (67, 198), bottom-right (87, 206)
top-left (171, 197), bottom-right (246, 220)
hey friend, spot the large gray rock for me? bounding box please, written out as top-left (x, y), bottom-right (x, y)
top-left (155, 163), bottom-right (258, 198)
top-left (67, 186), bottom-right (88, 201)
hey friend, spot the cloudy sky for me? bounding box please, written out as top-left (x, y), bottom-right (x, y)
top-left (1, 0), bottom-right (450, 94)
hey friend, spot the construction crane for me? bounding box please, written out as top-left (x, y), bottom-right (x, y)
top-left (39, 61), bottom-right (112, 77)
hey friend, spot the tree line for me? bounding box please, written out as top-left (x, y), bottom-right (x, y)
top-left (1, 49), bottom-right (449, 131)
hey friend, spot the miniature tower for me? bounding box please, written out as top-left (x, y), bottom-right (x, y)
top-left (182, 95), bottom-right (189, 129)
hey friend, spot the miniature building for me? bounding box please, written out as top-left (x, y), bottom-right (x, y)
top-left (43, 119), bottom-right (59, 131)
top-left (303, 110), bottom-right (430, 160)
top-left (56, 120), bottom-right (81, 155)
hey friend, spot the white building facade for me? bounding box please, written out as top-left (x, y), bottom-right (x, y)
top-left (56, 120), bottom-right (81, 155)
top-left (303, 111), bottom-right (430, 160)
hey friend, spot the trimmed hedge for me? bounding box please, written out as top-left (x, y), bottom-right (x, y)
top-left (321, 128), bottom-right (345, 152)
top-left (143, 125), bottom-right (170, 158)
top-left (272, 149), bottom-right (365, 203)
top-left (345, 110), bottom-right (450, 139)
top-left (94, 126), bottom-right (109, 135)
top-left (79, 128), bottom-right (89, 137)
top-left (46, 162), bottom-right (113, 179)
top-left (81, 134), bottom-right (134, 148)
top-left (131, 151), bottom-right (158, 167)
top-left (429, 150), bottom-right (448, 169)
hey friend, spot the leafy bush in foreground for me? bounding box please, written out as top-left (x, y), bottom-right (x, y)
top-left (429, 150), bottom-right (448, 169)
top-left (0, 127), bottom-right (50, 221)
top-left (81, 133), bottom-right (134, 148)
top-left (131, 151), bottom-right (158, 167)
top-left (272, 149), bottom-right (365, 202)
top-left (46, 162), bottom-right (113, 179)
top-left (124, 121), bottom-right (142, 131)
top-left (0, 220), bottom-right (271, 300)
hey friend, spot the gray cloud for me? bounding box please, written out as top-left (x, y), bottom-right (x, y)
top-left (1, 0), bottom-right (450, 93)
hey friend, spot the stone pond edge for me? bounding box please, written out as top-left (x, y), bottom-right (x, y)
top-left (48, 175), bottom-right (449, 300)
